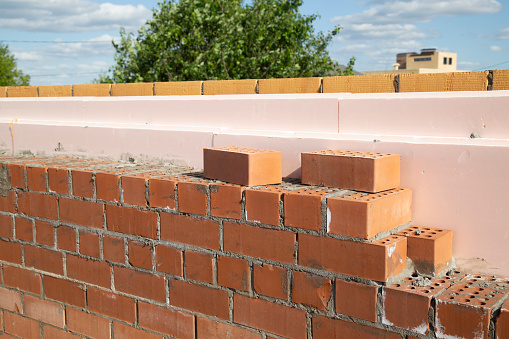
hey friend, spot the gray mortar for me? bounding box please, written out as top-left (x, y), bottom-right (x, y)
top-left (0, 164), bottom-right (11, 197)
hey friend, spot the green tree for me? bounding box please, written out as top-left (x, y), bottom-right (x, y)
top-left (102, 0), bottom-right (353, 83)
top-left (0, 42), bottom-right (30, 86)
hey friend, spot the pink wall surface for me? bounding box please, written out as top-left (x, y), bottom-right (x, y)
top-left (1, 91), bottom-right (508, 275)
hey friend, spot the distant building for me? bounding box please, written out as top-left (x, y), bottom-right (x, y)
top-left (362, 48), bottom-right (459, 75)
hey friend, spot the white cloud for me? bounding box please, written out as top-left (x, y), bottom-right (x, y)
top-left (332, 0), bottom-right (502, 25)
top-left (497, 27), bottom-right (509, 40)
top-left (44, 34), bottom-right (119, 58)
top-left (0, 0), bottom-right (151, 32)
top-left (490, 45), bottom-right (502, 52)
top-left (13, 51), bottom-right (43, 61)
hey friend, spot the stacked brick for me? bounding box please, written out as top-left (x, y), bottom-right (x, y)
top-left (0, 148), bottom-right (507, 338)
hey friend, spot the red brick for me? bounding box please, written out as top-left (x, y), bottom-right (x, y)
top-left (4, 312), bottom-right (40, 338)
top-left (156, 244), bottom-right (182, 276)
top-left (122, 175), bottom-right (147, 206)
top-left (245, 188), bottom-right (282, 226)
top-left (27, 166), bottom-right (47, 191)
top-left (436, 274), bottom-right (509, 339)
top-left (96, 172), bottom-right (120, 202)
top-left (204, 146), bottom-right (282, 186)
top-left (178, 181), bottom-right (208, 215)
top-left (161, 213), bottom-right (220, 250)
top-left (88, 286), bottom-right (136, 323)
top-left (43, 275), bottom-right (86, 307)
top-left (327, 189), bottom-right (412, 239)
top-left (301, 150), bottom-right (400, 193)
top-left (210, 183), bottom-right (244, 219)
top-left (185, 250), bottom-right (213, 283)
top-left (148, 178), bottom-right (176, 209)
top-left (138, 301), bottom-right (195, 339)
top-left (336, 279), bottom-right (378, 322)
top-left (312, 314), bottom-right (401, 339)
top-left (66, 254), bottom-right (111, 288)
top-left (497, 299), bottom-right (509, 339)
top-left (299, 234), bottom-right (407, 282)
top-left (292, 271), bottom-right (332, 311)
top-left (0, 239), bottom-right (21, 264)
top-left (253, 263), bottom-right (288, 300)
top-left (72, 170), bottom-right (94, 198)
top-left (25, 294), bottom-right (65, 327)
top-left (234, 294), bottom-right (306, 339)
top-left (66, 307), bottom-right (110, 339)
top-left (284, 188), bottom-right (333, 231)
top-left (7, 163), bottom-right (25, 189)
top-left (57, 225), bottom-right (76, 252)
top-left (218, 256), bottom-right (250, 291)
top-left (14, 216), bottom-right (33, 241)
top-left (25, 245), bottom-right (63, 275)
top-left (3, 265), bottom-right (42, 295)
top-left (397, 226), bottom-right (453, 276)
top-left (106, 205), bottom-right (158, 238)
top-left (128, 240), bottom-right (153, 270)
top-left (223, 222), bottom-right (295, 264)
top-left (79, 230), bottom-right (100, 258)
top-left (169, 279), bottom-right (229, 320)
top-left (0, 287), bottom-right (22, 313)
top-left (196, 317), bottom-right (261, 339)
top-left (43, 325), bottom-right (82, 339)
top-left (113, 322), bottom-right (164, 339)
top-left (114, 266), bottom-right (165, 302)
top-left (36, 220), bottom-right (55, 246)
top-left (0, 191), bottom-right (16, 213)
top-left (18, 191), bottom-right (58, 220)
top-left (59, 198), bottom-right (104, 229)
top-left (103, 234), bottom-right (124, 263)
top-left (0, 214), bottom-right (13, 238)
top-left (48, 167), bottom-right (69, 194)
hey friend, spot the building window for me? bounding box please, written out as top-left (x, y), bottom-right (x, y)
top-left (444, 57), bottom-right (447, 65)
top-left (449, 58), bottom-right (452, 65)
top-left (415, 57), bottom-right (432, 62)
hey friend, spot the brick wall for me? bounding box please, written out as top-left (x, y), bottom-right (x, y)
top-left (1, 70), bottom-right (508, 98)
top-left (0, 148), bottom-right (508, 338)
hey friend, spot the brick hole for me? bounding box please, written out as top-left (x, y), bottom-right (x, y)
top-left (473, 275), bottom-right (482, 279)
top-left (409, 286), bottom-right (416, 290)
top-left (404, 277), bottom-right (413, 281)
top-left (449, 296), bottom-right (455, 300)
top-left (437, 229), bottom-right (444, 232)
top-left (476, 302), bottom-right (487, 306)
top-left (423, 290), bottom-right (432, 294)
top-left (461, 298), bottom-right (471, 303)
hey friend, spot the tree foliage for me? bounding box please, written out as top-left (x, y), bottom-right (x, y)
top-left (101, 0), bottom-right (354, 83)
top-left (0, 42), bottom-right (30, 86)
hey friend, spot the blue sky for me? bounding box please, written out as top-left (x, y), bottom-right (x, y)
top-left (1, 0), bottom-right (508, 86)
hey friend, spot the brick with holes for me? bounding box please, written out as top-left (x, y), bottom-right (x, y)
top-left (327, 188), bottom-right (412, 239)
top-left (301, 150), bottom-right (400, 193)
top-left (204, 146), bottom-right (282, 186)
top-left (435, 274), bottom-right (509, 339)
top-left (396, 226), bottom-right (453, 276)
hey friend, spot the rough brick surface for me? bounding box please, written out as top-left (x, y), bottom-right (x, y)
top-left (24, 294), bottom-right (65, 327)
top-left (245, 188), bottom-right (282, 226)
top-left (79, 230), bottom-right (101, 258)
top-left (48, 167), bottom-right (69, 194)
top-left (161, 213), bottom-right (220, 250)
top-left (0, 239), bottom-right (21, 264)
top-left (204, 146), bottom-right (282, 186)
top-left (493, 69), bottom-right (509, 91)
top-left (185, 250), bottom-right (214, 283)
top-left (103, 234), bottom-right (125, 264)
top-left (128, 239), bottom-right (153, 270)
top-left (88, 286), bottom-right (136, 323)
top-left (224, 222), bottom-right (296, 264)
top-left (25, 245), bottom-right (63, 275)
top-left (399, 71), bottom-right (489, 92)
top-left (312, 315), bottom-right (401, 339)
top-left (18, 192), bottom-right (58, 220)
top-left (336, 279), bottom-right (378, 323)
top-left (156, 244), bottom-right (182, 276)
top-left (66, 254), bottom-right (111, 288)
top-left (196, 317), bottom-right (261, 339)
top-left (299, 234), bottom-right (407, 282)
top-left (292, 271), bottom-right (332, 310)
top-left (72, 170), bottom-right (94, 198)
top-left (148, 178), bottom-right (176, 209)
top-left (27, 166), bottom-right (47, 191)
top-left (112, 82), bottom-right (153, 96)
top-left (122, 175), bottom-right (147, 206)
top-left (73, 84), bottom-right (111, 96)
top-left (39, 85), bottom-right (72, 97)
top-left (4, 312), bottom-right (41, 338)
top-left (96, 172), bottom-right (120, 201)
top-left (218, 256), bottom-right (250, 291)
top-left (0, 191), bottom-right (17, 213)
top-left (106, 205), bottom-right (158, 238)
top-left (327, 189), bottom-right (412, 239)
top-left (36, 220), bottom-right (55, 246)
top-left (43, 276), bottom-right (86, 307)
top-left (138, 302), bottom-right (195, 339)
top-left (114, 266), bottom-right (166, 302)
top-left (178, 181), bottom-right (208, 215)
top-left (0, 286), bottom-right (23, 313)
top-left (301, 150), bottom-right (400, 193)
top-left (66, 307), bottom-right (111, 339)
top-left (57, 225), bottom-right (77, 252)
top-left (15, 216), bottom-right (33, 242)
top-left (169, 279), bottom-right (230, 320)
top-left (253, 264), bottom-right (288, 300)
top-left (234, 294), bottom-right (307, 339)
top-left (3, 265), bottom-right (42, 295)
top-left (203, 79), bottom-right (257, 95)
top-left (210, 183), bottom-right (244, 219)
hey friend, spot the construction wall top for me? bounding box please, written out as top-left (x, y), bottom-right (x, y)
top-left (1, 70), bottom-right (508, 97)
